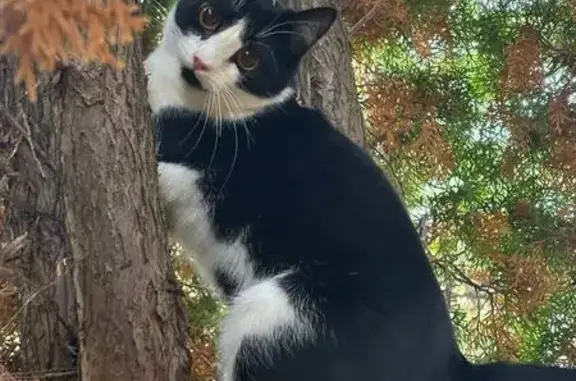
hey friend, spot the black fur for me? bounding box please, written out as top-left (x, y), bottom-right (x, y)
top-left (153, 0), bottom-right (576, 379)
top-left (155, 100), bottom-right (576, 381)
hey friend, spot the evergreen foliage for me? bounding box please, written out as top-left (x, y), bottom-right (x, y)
top-left (348, 0), bottom-right (576, 365)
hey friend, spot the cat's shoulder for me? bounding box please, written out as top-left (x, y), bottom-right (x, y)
top-left (260, 101), bottom-right (327, 125)
top-left (258, 101), bottom-right (345, 143)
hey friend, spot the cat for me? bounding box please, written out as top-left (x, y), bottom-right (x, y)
top-left (145, 0), bottom-right (576, 380)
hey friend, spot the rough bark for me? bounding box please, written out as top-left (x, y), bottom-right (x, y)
top-left (1, 56), bottom-right (79, 380)
top-left (283, 0), bottom-right (365, 146)
top-left (0, 36), bottom-right (190, 381)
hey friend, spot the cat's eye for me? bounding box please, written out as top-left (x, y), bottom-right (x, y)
top-left (235, 47), bottom-right (260, 71)
top-left (198, 4), bottom-right (220, 31)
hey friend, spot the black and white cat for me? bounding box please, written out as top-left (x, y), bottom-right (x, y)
top-left (145, 1), bottom-right (576, 380)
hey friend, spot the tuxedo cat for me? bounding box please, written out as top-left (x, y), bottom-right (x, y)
top-left (145, 0), bottom-right (576, 380)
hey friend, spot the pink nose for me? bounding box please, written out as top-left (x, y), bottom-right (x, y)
top-left (192, 56), bottom-right (209, 71)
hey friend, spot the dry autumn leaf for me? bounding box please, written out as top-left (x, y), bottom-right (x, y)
top-left (0, 0), bottom-right (147, 101)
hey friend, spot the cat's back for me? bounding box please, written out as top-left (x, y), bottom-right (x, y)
top-left (249, 102), bottom-right (395, 206)
top-left (248, 103), bottom-right (424, 266)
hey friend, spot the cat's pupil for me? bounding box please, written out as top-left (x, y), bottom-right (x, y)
top-left (235, 47), bottom-right (259, 71)
top-left (198, 4), bottom-right (220, 31)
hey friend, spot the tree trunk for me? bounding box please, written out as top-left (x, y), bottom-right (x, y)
top-left (0, 36), bottom-right (190, 381)
top-left (1, 56), bottom-right (79, 380)
top-left (283, 0), bottom-right (365, 146)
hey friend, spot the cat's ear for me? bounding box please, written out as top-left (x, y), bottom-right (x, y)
top-left (288, 7), bottom-right (337, 56)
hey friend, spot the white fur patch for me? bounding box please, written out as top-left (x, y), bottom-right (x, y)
top-left (195, 21), bottom-right (245, 70)
top-left (158, 162), bottom-right (254, 294)
top-left (219, 273), bottom-right (316, 381)
top-left (145, 7), bottom-right (294, 120)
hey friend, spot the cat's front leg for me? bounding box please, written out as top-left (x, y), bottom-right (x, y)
top-left (157, 162), bottom-right (256, 299)
top-left (157, 161), bottom-right (214, 255)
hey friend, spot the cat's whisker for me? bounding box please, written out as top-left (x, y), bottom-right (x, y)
top-left (257, 19), bottom-right (281, 39)
top-left (233, 0), bottom-right (249, 11)
top-left (203, 75), bottom-right (223, 121)
top-left (258, 30), bottom-right (309, 40)
top-left (220, 84), bottom-right (246, 124)
top-left (208, 90), bottom-right (221, 170)
top-left (222, 87), bottom-right (248, 138)
top-left (256, 20), bottom-right (318, 39)
top-left (185, 89), bottom-right (213, 158)
top-left (178, 95), bottom-right (209, 147)
top-left (200, 86), bottom-right (241, 194)
top-left (218, 111), bottom-right (239, 194)
top-left (219, 85), bottom-right (236, 122)
top-left (222, 86), bottom-right (249, 130)
top-left (219, 88), bottom-right (247, 155)
top-left (218, 91), bottom-right (223, 135)
top-left (222, 84), bottom-right (255, 148)
top-left (173, 23), bottom-right (185, 38)
top-left (254, 41), bottom-right (279, 74)
top-left (219, 84), bottom-right (240, 115)
top-left (216, 86), bottom-right (251, 181)
top-left (199, 75), bottom-right (227, 169)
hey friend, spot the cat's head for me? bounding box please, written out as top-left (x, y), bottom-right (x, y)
top-left (146, 0), bottom-right (336, 119)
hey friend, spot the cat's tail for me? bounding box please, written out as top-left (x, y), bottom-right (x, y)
top-left (467, 361), bottom-right (576, 381)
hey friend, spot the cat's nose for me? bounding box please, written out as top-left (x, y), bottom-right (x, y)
top-left (192, 56), bottom-right (209, 72)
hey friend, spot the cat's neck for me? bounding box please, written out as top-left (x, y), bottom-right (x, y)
top-left (145, 46), bottom-right (295, 121)
top-left (154, 98), bottom-right (303, 174)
